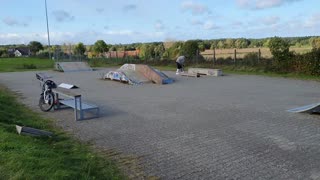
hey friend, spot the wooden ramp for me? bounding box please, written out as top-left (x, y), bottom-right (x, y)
top-left (55, 62), bottom-right (93, 72)
top-left (135, 64), bottom-right (174, 84)
top-left (287, 103), bottom-right (320, 113)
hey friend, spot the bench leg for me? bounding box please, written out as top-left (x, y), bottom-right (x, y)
top-left (74, 98), bottom-right (78, 121)
top-left (79, 97), bottom-right (83, 120)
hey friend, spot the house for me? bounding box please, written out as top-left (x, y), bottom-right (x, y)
top-left (8, 47), bottom-right (31, 57)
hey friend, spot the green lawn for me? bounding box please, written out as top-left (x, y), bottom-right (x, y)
top-left (0, 57), bottom-right (53, 72)
top-left (215, 65), bottom-right (320, 81)
top-left (0, 87), bottom-right (124, 179)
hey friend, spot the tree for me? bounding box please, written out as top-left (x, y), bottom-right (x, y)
top-left (210, 42), bottom-right (217, 49)
top-left (268, 37), bottom-right (292, 72)
top-left (74, 42), bottom-right (86, 55)
top-left (217, 41), bottom-right (225, 49)
top-left (28, 41), bottom-right (43, 55)
top-left (139, 44), bottom-right (155, 60)
top-left (235, 38), bottom-right (250, 49)
top-left (180, 40), bottom-right (199, 59)
top-left (93, 40), bottom-right (108, 54)
top-left (198, 42), bottom-right (206, 52)
top-left (310, 37), bottom-right (320, 50)
top-left (162, 42), bottom-right (182, 60)
top-left (225, 39), bottom-right (234, 48)
top-left (154, 43), bottom-right (165, 59)
top-left (268, 37), bottom-right (290, 60)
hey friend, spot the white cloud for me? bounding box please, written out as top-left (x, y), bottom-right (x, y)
top-left (261, 16), bottom-right (280, 25)
top-left (154, 20), bottom-right (165, 30)
top-left (105, 30), bottom-right (135, 36)
top-left (0, 33), bottom-right (46, 44)
top-left (181, 1), bottom-right (209, 15)
top-left (236, 0), bottom-right (302, 9)
top-left (304, 13), bottom-right (320, 28)
top-left (203, 21), bottom-right (218, 30)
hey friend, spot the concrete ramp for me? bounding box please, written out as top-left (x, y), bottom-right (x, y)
top-left (188, 68), bottom-right (223, 76)
top-left (287, 103), bottom-right (320, 113)
top-left (103, 64), bottom-right (173, 85)
top-left (55, 62), bottom-right (92, 72)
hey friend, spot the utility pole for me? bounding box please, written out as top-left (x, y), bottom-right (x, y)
top-left (45, 0), bottom-right (51, 60)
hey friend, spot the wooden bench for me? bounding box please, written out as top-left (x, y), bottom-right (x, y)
top-left (52, 87), bottom-right (99, 121)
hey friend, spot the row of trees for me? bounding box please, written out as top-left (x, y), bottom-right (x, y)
top-left (1, 36), bottom-right (320, 60)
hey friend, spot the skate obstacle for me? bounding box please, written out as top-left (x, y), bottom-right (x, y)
top-left (188, 68), bottom-right (223, 77)
top-left (287, 103), bottom-right (320, 114)
top-left (103, 64), bottom-right (174, 85)
top-left (55, 61), bottom-right (93, 72)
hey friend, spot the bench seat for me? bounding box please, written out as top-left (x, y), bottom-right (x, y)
top-left (52, 88), bottom-right (99, 121)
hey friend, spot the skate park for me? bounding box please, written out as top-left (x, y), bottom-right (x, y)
top-left (1, 63), bottom-right (320, 179)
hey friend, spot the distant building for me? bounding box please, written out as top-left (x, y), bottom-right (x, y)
top-left (8, 47), bottom-right (31, 57)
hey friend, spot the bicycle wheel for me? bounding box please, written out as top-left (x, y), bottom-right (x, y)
top-left (39, 92), bottom-right (55, 112)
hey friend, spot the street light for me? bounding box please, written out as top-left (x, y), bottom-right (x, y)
top-left (45, 0), bottom-right (51, 60)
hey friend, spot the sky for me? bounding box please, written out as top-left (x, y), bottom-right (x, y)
top-left (0, 0), bottom-right (319, 45)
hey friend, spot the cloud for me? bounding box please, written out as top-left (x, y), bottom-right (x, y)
top-left (304, 13), bottom-right (320, 28)
top-left (96, 8), bottom-right (104, 13)
top-left (2, 17), bottom-right (28, 27)
top-left (154, 20), bottom-right (165, 30)
top-left (52, 10), bottom-right (75, 22)
top-left (190, 19), bottom-right (204, 25)
top-left (123, 4), bottom-right (137, 12)
top-left (181, 1), bottom-right (209, 15)
top-left (261, 16), bottom-right (280, 25)
top-left (0, 33), bottom-right (46, 44)
top-left (105, 30), bottom-right (135, 36)
top-left (231, 21), bottom-right (244, 27)
top-left (203, 21), bottom-right (218, 30)
top-left (236, 0), bottom-right (302, 9)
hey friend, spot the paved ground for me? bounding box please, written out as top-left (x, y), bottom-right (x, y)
top-left (1, 69), bottom-right (320, 179)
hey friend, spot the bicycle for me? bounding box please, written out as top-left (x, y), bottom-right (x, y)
top-left (36, 73), bottom-right (57, 112)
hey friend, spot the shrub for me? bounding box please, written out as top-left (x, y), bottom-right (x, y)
top-left (243, 52), bottom-right (259, 66)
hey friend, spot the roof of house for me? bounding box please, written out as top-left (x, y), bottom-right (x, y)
top-left (8, 47), bottom-right (30, 55)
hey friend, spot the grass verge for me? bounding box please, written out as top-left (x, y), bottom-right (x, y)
top-left (0, 57), bottom-right (54, 72)
top-left (215, 65), bottom-right (320, 81)
top-left (0, 86), bottom-right (124, 179)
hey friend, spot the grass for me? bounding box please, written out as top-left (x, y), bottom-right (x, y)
top-left (0, 86), bottom-right (124, 179)
top-left (201, 47), bottom-right (313, 59)
top-left (0, 57), bottom-right (54, 72)
top-left (214, 65), bottom-right (320, 81)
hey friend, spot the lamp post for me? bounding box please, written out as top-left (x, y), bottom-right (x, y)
top-left (45, 0), bottom-right (51, 60)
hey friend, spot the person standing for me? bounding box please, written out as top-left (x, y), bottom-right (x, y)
top-left (176, 55), bottom-right (185, 75)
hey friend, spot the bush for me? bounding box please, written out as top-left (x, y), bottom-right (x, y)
top-left (36, 49), bottom-right (50, 59)
top-left (242, 52), bottom-right (259, 66)
top-left (268, 37), bottom-right (292, 72)
top-left (180, 40), bottom-right (199, 59)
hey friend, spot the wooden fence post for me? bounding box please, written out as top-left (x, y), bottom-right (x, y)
top-left (258, 48), bottom-right (261, 64)
top-left (213, 48), bottom-right (216, 65)
top-left (234, 49), bottom-right (237, 63)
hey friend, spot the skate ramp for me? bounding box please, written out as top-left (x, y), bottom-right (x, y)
top-left (287, 103), bottom-right (320, 113)
top-left (188, 68), bottom-right (223, 76)
top-left (135, 64), bottom-right (174, 84)
top-left (103, 64), bottom-right (173, 85)
top-left (55, 62), bottom-right (93, 72)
